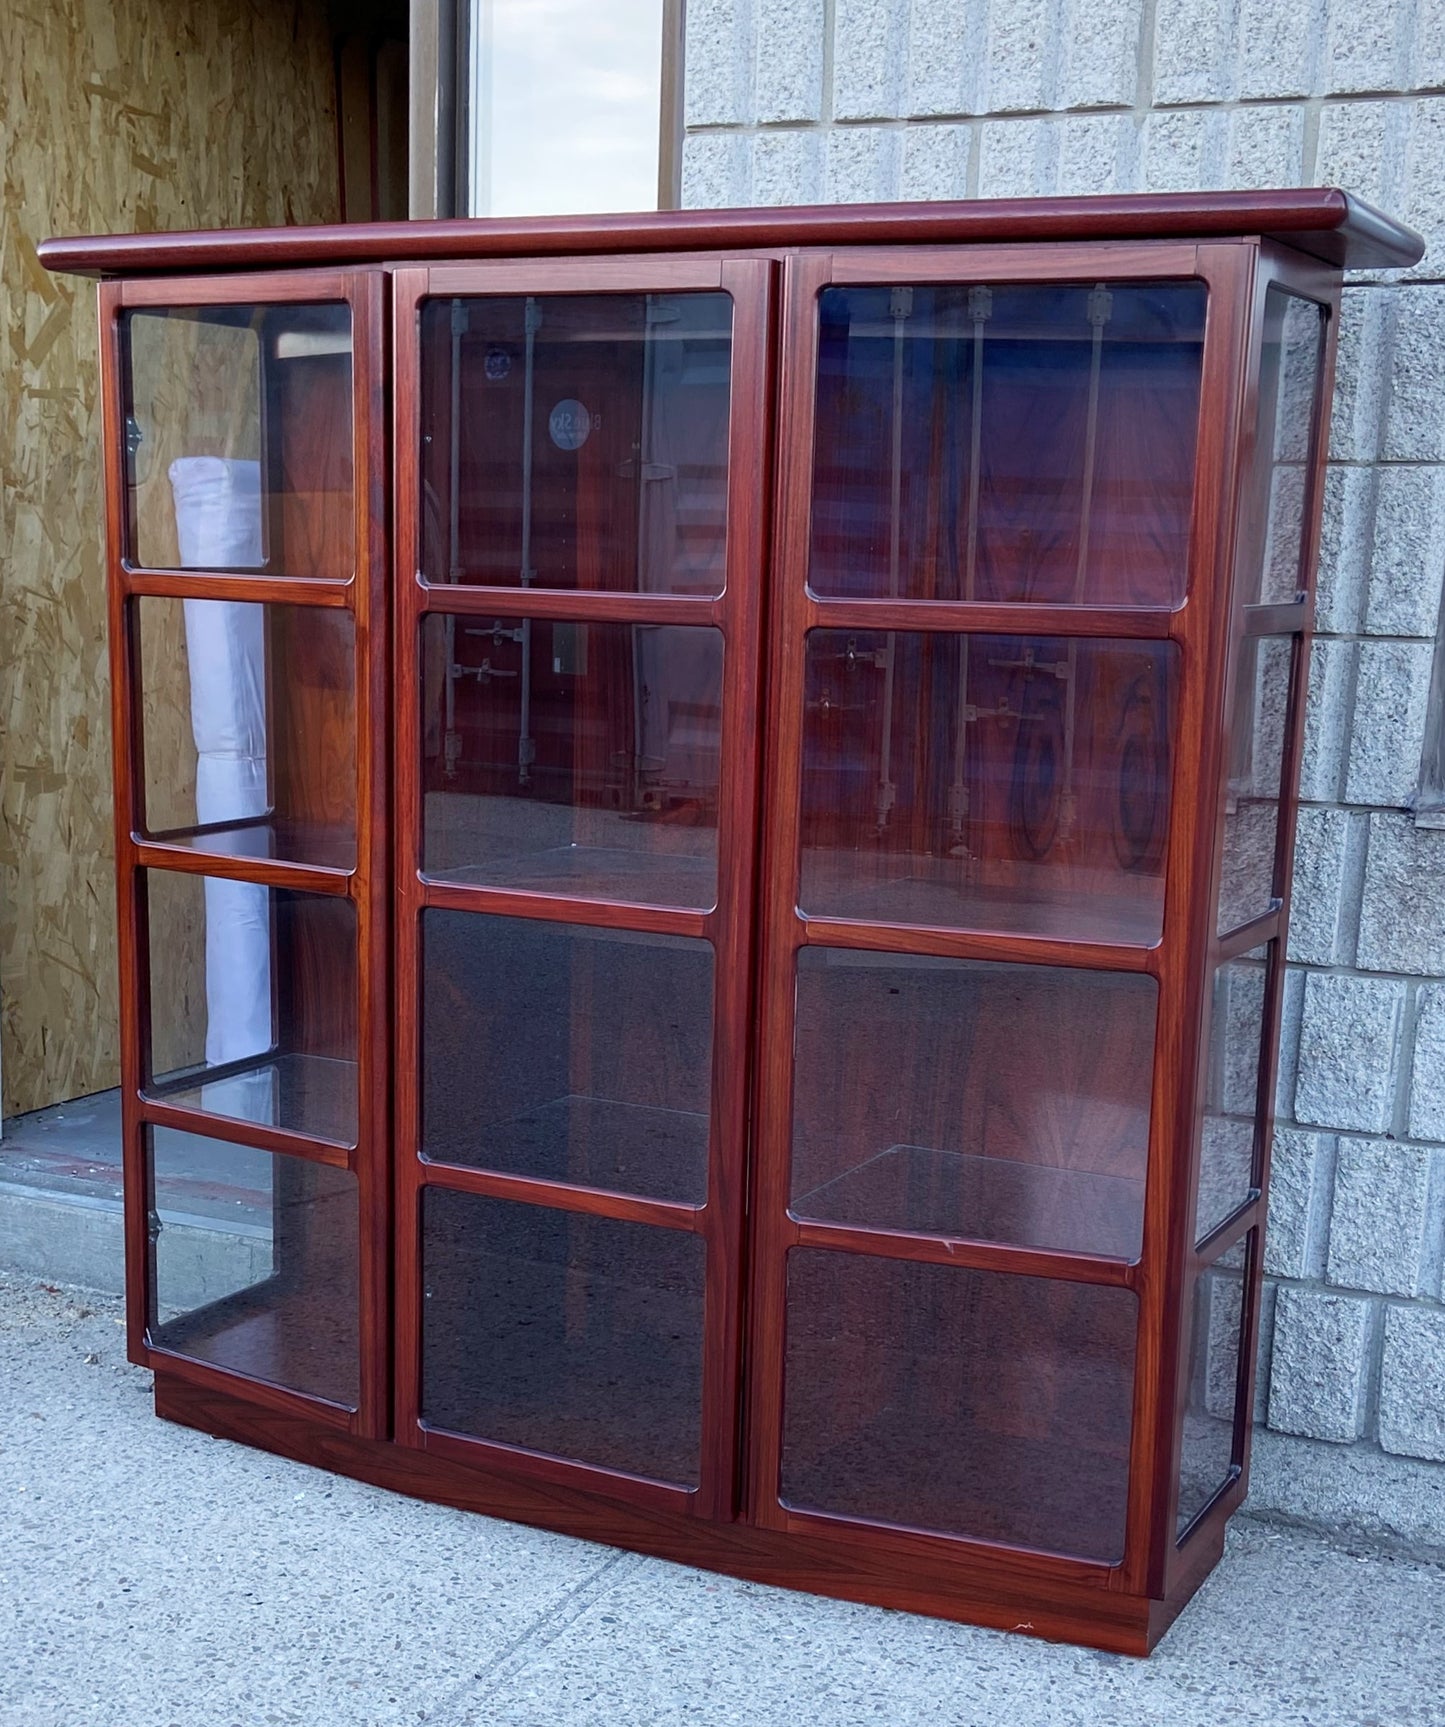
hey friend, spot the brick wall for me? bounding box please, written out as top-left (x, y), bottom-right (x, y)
top-left (682, 0), bottom-right (1445, 1544)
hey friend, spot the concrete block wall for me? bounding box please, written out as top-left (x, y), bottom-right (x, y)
top-left (683, 0), bottom-right (1445, 1548)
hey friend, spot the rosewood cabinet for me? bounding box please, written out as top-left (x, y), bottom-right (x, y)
top-left (44, 191), bottom-right (1421, 1653)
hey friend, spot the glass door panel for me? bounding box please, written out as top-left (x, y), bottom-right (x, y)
top-left (1176, 1240), bottom-right (1249, 1537)
top-left (749, 252), bottom-right (1199, 1562)
top-left (808, 281), bottom-right (1206, 606)
top-left (418, 291), bottom-right (732, 594)
top-left (421, 1189), bottom-right (706, 1484)
top-left (138, 597), bottom-right (357, 870)
top-left (421, 911), bottom-right (713, 1203)
top-left (148, 1125), bottom-right (360, 1408)
top-left (799, 631), bottom-right (1179, 943)
top-left (108, 271), bottom-right (383, 1435)
top-left (791, 950), bottom-right (1156, 1258)
top-left (142, 868), bottom-right (358, 1147)
top-left (122, 302), bottom-right (354, 578)
top-left (420, 614), bottom-right (723, 908)
top-left (781, 1250), bottom-right (1138, 1561)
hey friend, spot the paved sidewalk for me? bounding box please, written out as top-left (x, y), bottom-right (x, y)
top-left (2, 1274), bottom-right (1442, 1727)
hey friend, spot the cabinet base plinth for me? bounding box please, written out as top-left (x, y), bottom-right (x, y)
top-left (154, 1372), bottom-right (1224, 1656)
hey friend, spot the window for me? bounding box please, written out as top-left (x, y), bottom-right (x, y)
top-left (468, 0), bottom-right (680, 215)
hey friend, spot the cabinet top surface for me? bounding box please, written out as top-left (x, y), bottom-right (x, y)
top-left (39, 188), bottom-right (1422, 278)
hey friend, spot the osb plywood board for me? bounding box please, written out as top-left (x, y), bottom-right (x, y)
top-left (0, 0), bottom-right (340, 1117)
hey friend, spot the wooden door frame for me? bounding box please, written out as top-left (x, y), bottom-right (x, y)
top-left (98, 266), bottom-right (392, 1439)
top-left (744, 239), bottom-right (1260, 1601)
top-left (388, 252), bottom-right (774, 1521)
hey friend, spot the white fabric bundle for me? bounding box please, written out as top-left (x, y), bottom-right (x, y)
top-left (169, 457), bottom-right (275, 1117)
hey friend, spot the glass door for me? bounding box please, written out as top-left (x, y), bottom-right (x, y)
top-left (747, 244), bottom-right (1245, 1579)
top-left (392, 256), bottom-right (772, 1517)
top-left (102, 270), bottom-right (389, 1434)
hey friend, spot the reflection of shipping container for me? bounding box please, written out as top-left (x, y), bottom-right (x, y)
top-left (421, 293), bottom-right (730, 819)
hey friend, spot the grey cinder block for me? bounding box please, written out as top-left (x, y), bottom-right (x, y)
top-left (1295, 971), bottom-right (1403, 1134)
top-left (1267, 1286), bottom-right (1373, 1442)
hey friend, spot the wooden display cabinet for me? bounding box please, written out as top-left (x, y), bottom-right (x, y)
top-left (43, 191), bottom-right (1421, 1653)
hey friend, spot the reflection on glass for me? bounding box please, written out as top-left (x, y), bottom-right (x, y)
top-left (781, 1251), bottom-right (1138, 1560)
top-left (1195, 945), bottom-right (1269, 1244)
top-left (422, 912), bottom-right (713, 1203)
top-left (139, 598), bottom-right (356, 870)
top-left (800, 632), bottom-right (1178, 944)
top-left (791, 950), bottom-right (1156, 1258)
top-left (421, 1189), bottom-right (705, 1484)
top-left (419, 292), bottom-right (732, 594)
top-left (809, 282), bottom-right (1206, 606)
top-left (143, 870), bottom-right (358, 1146)
top-left (148, 1127), bottom-right (359, 1407)
top-left (1176, 1247), bottom-right (1247, 1536)
top-left (1243, 293), bottom-right (1325, 607)
top-left (421, 617), bottom-right (722, 908)
top-left (1217, 635), bottom-right (1293, 935)
top-left (123, 303), bottom-right (353, 577)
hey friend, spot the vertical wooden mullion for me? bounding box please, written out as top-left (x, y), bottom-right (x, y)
top-left (352, 267), bottom-right (393, 1439)
top-left (694, 257), bottom-right (774, 1520)
top-left (745, 250), bottom-right (833, 1529)
top-left (98, 280), bottom-right (153, 1369)
top-left (390, 267), bottom-right (430, 1449)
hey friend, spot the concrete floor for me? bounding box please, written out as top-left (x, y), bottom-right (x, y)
top-left (3, 1276), bottom-right (1443, 1727)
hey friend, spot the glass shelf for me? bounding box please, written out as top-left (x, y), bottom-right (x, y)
top-left (800, 631), bottom-right (1179, 947)
top-left (420, 617), bottom-right (723, 911)
top-left (422, 910), bottom-right (713, 1203)
top-left (144, 870), bottom-right (359, 1148)
top-left (145, 1052), bottom-right (359, 1150)
top-left (793, 1145), bottom-right (1144, 1262)
top-left (791, 948), bottom-right (1157, 1260)
top-left (138, 596), bottom-right (357, 873)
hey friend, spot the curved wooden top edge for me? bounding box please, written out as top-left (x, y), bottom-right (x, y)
top-left (38, 188), bottom-right (1424, 278)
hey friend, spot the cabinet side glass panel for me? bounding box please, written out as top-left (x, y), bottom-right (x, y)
top-left (1176, 1237), bottom-right (1250, 1538)
top-left (421, 910), bottom-right (713, 1203)
top-left (1241, 292), bottom-right (1326, 608)
top-left (142, 869), bottom-right (358, 1147)
top-left (1195, 944), bottom-right (1270, 1244)
top-left (418, 292), bottom-right (731, 595)
top-left (138, 597), bottom-right (357, 870)
top-left (1217, 636), bottom-right (1295, 935)
top-left (421, 1187), bottom-right (706, 1485)
top-left (122, 304), bottom-right (354, 578)
top-left (420, 616), bottom-right (722, 909)
top-left (808, 281), bottom-right (1206, 607)
top-left (799, 632), bottom-right (1179, 944)
top-left (791, 949), bottom-right (1156, 1259)
top-left (148, 1125), bottom-right (360, 1407)
top-left (781, 1250), bottom-right (1138, 1561)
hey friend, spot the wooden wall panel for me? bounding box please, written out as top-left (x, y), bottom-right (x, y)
top-left (0, 0), bottom-right (341, 1116)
